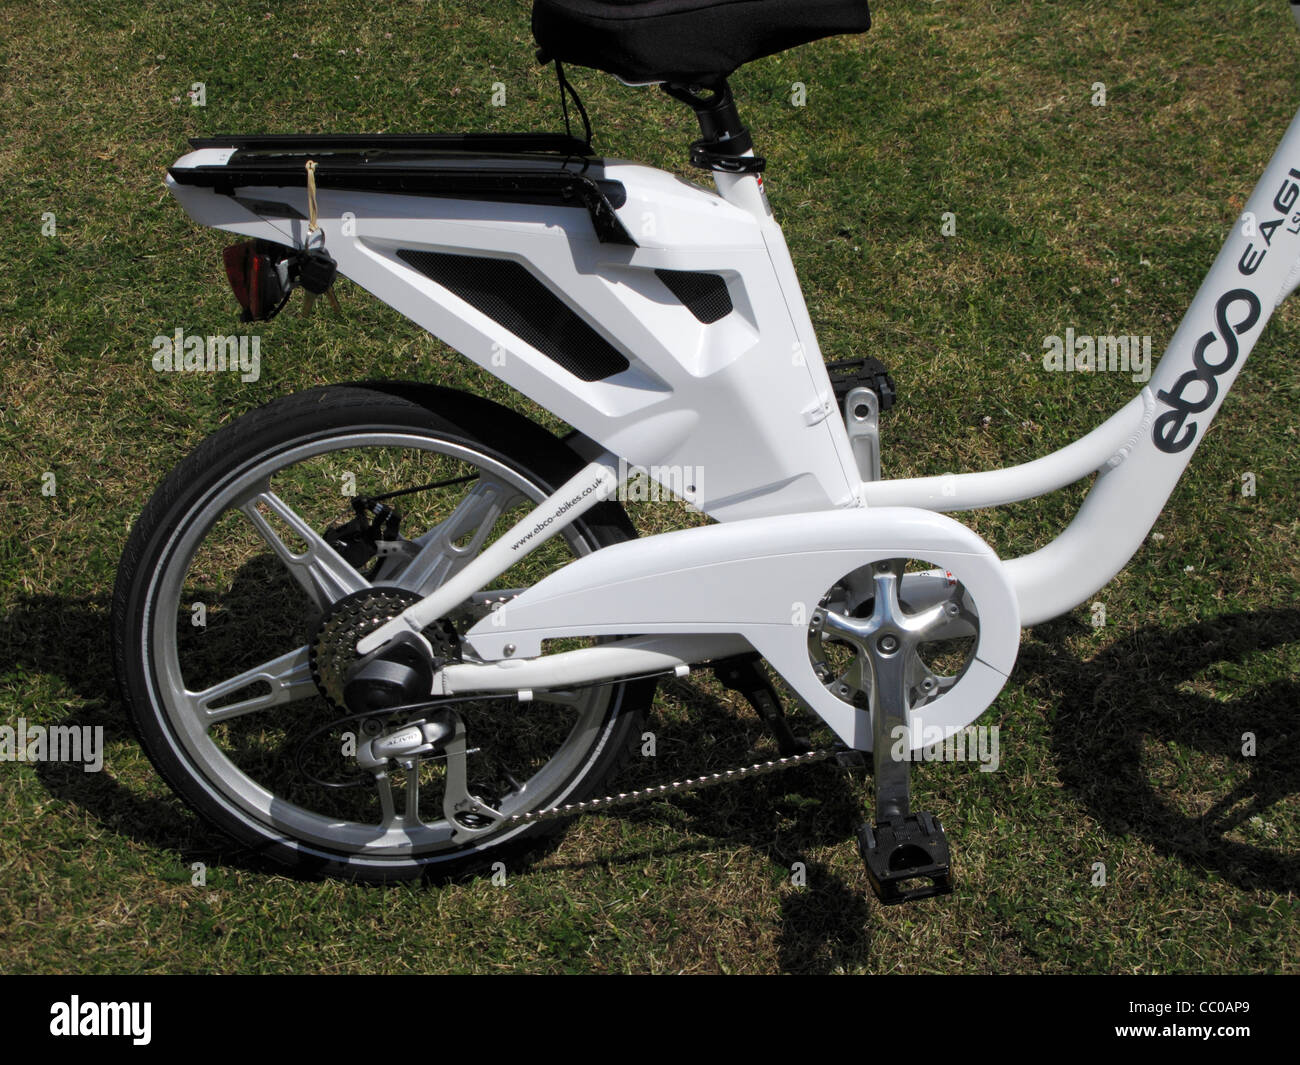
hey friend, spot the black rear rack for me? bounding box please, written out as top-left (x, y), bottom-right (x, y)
top-left (187, 132), bottom-right (597, 157)
top-left (170, 132), bottom-right (635, 246)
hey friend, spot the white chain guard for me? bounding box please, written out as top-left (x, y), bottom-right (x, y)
top-left (464, 507), bottom-right (1020, 750)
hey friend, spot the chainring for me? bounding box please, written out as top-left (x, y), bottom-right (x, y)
top-left (806, 561), bottom-right (979, 716)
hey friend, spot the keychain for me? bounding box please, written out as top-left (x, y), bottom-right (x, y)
top-left (300, 160), bottom-right (342, 317)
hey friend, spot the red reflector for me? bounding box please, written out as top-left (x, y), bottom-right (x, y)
top-left (221, 239), bottom-right (294, 321)
top-left (222, 242), bottom-right (253, 314)
top-left (250, 252), bottom-right (265, 318)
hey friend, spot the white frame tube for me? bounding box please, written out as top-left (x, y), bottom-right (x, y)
top-left (863, 100), bottom-right (1300, 625)
top-left (348, 99), bottom-right (1300, 683)
top-left (357, 457), bottom-right (620, 654)
top-left (435, 634), bottom-right (751, 694)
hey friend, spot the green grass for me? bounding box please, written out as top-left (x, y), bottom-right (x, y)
top-left (1, 0), bottom-right (1297, 973)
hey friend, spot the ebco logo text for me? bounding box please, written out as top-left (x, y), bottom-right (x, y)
top-left (1152, 166), bottom-right (1300, 453)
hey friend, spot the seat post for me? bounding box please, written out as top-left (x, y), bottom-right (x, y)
top-left (660, 80), bottom-right (766, 176)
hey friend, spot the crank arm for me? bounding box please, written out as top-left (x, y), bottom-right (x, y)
top-left (821, 559), bottom-right (957, 903)
top-left (861, 629), bottom-right (954, 902)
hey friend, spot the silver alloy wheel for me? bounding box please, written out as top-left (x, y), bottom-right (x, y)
top-left (138, 431), bottom-right (619, 859)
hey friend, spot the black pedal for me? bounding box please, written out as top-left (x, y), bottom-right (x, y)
top-left (825, 355), bottom-right (897, 413)
top-left (833, 749), bottom-right (868, 771)
top-left (297, 248), bottom-right (338, 294)
top-left (857, 811), bottom-right (952, 904)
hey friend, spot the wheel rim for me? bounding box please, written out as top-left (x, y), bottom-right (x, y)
top-left (139, 428), bottom-right (623, 863)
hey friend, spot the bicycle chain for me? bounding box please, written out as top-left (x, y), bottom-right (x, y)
top-left (501, 746), bottom-right (840, 827)
top-left (315, 598), bottom-right (844, 829)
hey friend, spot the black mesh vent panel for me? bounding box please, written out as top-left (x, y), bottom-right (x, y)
top-left (397, 249), bottom-right (631, 381)
top-left (655, 269), bottom-right (733, 324)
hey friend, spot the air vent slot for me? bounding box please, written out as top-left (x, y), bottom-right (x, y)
top-left (397, 249), bottom-right (631, 381)
top-left (655, 269), bottom-right (733, 324)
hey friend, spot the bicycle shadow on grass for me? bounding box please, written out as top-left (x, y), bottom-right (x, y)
top-left (1026, 606), bottom-right (1300, 895)
top-left (539, 675), bottom-right (877, 973)
top-left (2, 590), bottom-right (874, 971)
top-left (9, 592), bottom-right (1296, 967)
top-left (2, 591), bottom-right (326, 879)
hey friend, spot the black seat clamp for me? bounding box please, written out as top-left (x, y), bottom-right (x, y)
top-left (688, 139), bottom-right (766, 174)
top-left (662, 80), bottom-right (766, 175)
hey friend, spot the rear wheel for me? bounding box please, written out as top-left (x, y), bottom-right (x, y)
top-left (112, 383), bottom-right (654, 880)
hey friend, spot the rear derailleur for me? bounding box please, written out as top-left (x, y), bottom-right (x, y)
top-left (353, 707), bottom-right (505, 841)
top-left (308, 584), bottom-right (507, 841)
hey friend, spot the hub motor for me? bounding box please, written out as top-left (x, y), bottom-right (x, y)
top-left (309, 587), bottom-right (459, 715)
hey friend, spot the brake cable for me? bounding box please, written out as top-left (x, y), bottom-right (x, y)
top-left (361, 471), bottom-right (479, 505)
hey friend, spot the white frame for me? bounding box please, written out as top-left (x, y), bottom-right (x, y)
top-left (164, 87), bottom-right (1300, 749)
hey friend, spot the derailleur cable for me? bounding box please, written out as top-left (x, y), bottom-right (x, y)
top-left (361, 471), bottom-right (479, 505)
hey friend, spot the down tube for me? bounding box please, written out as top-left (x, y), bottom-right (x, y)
top-left (1005, 102), bottom-right (1300, 627)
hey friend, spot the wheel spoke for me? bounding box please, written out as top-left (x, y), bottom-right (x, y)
top-left (189, 645), bottom-right (316, 724)
top-left (403, 763), bottom-right (422, 824)
top-left (374, 769), bottom-right (399, 828)
top-left (369, 763), bottom-right (427, 831)
top-left (238, 488), bottom-right (370, 612)
top-left (393, 478), bottom-right (518, 594)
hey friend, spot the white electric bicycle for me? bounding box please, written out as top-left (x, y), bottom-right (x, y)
top-left (112, 0), bottom-right (1300, 902)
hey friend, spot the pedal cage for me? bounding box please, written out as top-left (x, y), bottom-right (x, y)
top-left (857, 811), bottom-right (953, 904)
top-left (825, 355), bottom-right (898, 412)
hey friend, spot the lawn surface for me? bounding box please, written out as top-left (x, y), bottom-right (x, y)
top-left (0, 0), bottom-right (1297, 973)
